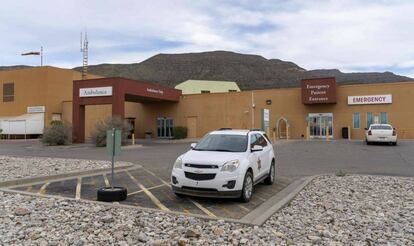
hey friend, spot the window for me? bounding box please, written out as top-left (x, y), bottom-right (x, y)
top-left (380, 112), bottom-right (388, 124)
top-left (3, 83), bottom-right (14, 102)
top-left (194, 134), bottom-right (248, 152)
top-left (250, 134), bottom-right (268, 148)
top-left (366, 112), bottom-right (373, 128)
top-left (371, 125), bottom-right (392, 130)
top-left (249, 134), bottom-right (258, 148)
top-left (201, 90), bottom-right (210, 94)
top-left (52, 113), bottom-right (62, 121)
top-left (353, 112), bottom-right (360, 129)
top-left (256, 134), bottom-right (268, 147)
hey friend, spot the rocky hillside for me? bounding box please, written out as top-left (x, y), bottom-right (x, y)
top-left (2, 51), bottom-right (412, 90)
top-left (76, 51), bottom-right (412, 89)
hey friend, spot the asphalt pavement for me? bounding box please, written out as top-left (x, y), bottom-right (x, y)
top-left (1, 139), bottom-right (413, 180)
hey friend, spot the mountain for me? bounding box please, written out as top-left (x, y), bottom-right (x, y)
top-left (0, 65), bottom-right (33, 71)
top-left (2, 51), bottom-right (412, 90)
top-left (75, 51), bottom-right (412, 89)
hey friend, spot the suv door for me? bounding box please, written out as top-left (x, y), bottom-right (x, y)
top-left (255, 133), bottom-right (271, 178)
top-left (248, 133), bottom-right (261, 181)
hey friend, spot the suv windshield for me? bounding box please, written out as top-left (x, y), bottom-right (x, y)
top-left (371, 125), bottom-right (392, 130)
top-left (193, 134), bottom-right (248, 152)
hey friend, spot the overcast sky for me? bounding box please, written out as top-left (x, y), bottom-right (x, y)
top-left (1, 0), bottom-right (413, 77)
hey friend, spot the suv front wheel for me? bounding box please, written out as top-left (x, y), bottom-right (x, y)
top-left (240, 171), bottom-right (253, 202)
top-left (264, 161), bottom-right (275, 185)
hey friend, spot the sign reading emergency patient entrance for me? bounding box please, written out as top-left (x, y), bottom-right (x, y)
top-left (301, 78), bottom-right (337, 104)
top-left (80, 87), bottom-right (113, 97)
top-left (348, 94), bottom-right (392, 105)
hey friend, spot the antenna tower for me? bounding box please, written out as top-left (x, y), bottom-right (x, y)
top-left (80, 32), bottom-right (89, 80)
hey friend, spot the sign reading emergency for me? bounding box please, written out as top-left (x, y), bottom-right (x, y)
top-left (301, 78), bottom-right (337, 104)
top-left (80, 87), bottom-right (113, 97)
top-left (348, 94), bottom-right (392, 105)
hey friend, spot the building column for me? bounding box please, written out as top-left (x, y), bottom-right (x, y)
top-left (112, 94), bottom-right (125, 120)
top-left (73, 103), bottom-right (85, 143)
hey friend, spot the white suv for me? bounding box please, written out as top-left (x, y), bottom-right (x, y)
top-left (171, 129), bottom-right (275, 202)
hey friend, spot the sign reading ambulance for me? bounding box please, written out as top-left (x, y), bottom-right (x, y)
top-left (348, 94), bottom-right (392, 105)
top-left (80, 86), bottom-right (113, 97)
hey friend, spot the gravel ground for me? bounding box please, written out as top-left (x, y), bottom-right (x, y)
top-left (0, 156), bottom-right (131, 182)
top-left (1, 175), bottom-right (413, 245)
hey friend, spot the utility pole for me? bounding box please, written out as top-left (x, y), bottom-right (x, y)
top-left (40, 46), bottom-right (43, 66)
top-left (80, 32), bottom-right (89, 80)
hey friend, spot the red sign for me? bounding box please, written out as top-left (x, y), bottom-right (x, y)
top-left (301, 77), bottom-right (337, 104)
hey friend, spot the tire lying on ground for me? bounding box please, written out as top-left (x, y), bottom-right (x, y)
top-left (97, 187), bottom-right (127, 202)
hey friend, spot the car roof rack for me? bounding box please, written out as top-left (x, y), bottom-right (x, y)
top-left (249, 128), bottom-right (263, 131)
top-left (217, 128), bottom-right (232, 130)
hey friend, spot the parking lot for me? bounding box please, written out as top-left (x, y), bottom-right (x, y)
top-left (1, 139), bottom-right (414, 221)
top-left (7, 165), bottom-right (290, 220)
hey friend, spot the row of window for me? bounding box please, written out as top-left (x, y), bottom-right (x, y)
top-left (353, 112), bottom-right (388, 129)
top-left (2, 82), bottom-right (14, 102)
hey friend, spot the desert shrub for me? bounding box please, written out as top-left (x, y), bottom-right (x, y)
top-left (173, 126), bottom-right (187, 139)
top-left (42, 121), bottom-right (72, 145)
top-left (335, 169), bottom-right (346, 177)
top-left (90, 116), bottom-right (132, 147)
top-left (50, 120), bottom-right (63, 126)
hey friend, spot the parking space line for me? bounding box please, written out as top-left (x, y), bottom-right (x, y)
top-left (103, 174), bottom-right (110, 187)
top-left (191, 200), bottom-right (217, 217)
top-left (146, 171), bottom-right (217, 218)
top-left (126, 171), bottom-right (170, 212)
top-left (26, 186), bottom-right (32, 192)
top-left (38, 182), bottom-right (50, 195)
top-left (127, 183), bottom-right (166, 196)
top-left (237, 204), bottom-right (250, 212)
top-left (217, 204), bottom-right (236, 217)
top-left (254, 194), bottom-right (267, 202)
top-left (75, 177), bottom-right (82, 200)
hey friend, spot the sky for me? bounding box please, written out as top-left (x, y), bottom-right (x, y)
top-left (1, 0), bottom-right (413, 77)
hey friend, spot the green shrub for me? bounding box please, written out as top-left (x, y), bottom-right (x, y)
top-left (50, 120), bottom-right (63, 126)
top-left (42, 122), bottom-right (72, 145)
top-left (173, 126), bottom-right (187, 139)
top-left (335, 169), bottom-right (346, 177)
top-left (90, 116), bottom-right (132, 147)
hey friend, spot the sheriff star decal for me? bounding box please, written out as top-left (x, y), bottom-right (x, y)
top-left (257, 158), bottom-right (262, 170)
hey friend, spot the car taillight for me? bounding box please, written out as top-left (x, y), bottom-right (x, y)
top-left (368, 130), bottom-right (372, 135)
top-left (393, 130), bottom-right (396, 136)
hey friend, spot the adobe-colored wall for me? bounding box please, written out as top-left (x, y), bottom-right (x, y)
top-left (0, 67), bottom-right (101, 127)
top-left (0, 67), bottom-right (49, 118)
top-left (135, 81), bottom-right (414, 139)
top-left (85, 104), bottom-right (112, 139)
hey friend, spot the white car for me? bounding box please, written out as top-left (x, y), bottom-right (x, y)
top-left (365, 124), bottom-right (397, 145)
top-left (171, 129), bottom-right (275, 202)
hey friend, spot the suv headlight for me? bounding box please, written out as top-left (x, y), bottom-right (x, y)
top-left (174, 157), bottom-right (183, 169)
top-left (221, 160), bottom-right (240, 172)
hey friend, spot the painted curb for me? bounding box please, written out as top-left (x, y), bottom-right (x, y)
top-left (240, 175), bottom-right (318, 225)
top-left (0, 164), bottom-right (139, 188)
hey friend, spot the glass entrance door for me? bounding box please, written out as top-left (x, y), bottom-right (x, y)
top-left (157, 117), bottom-right (173, 138)
top-left (308, 113), bottom-right (333, 139)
